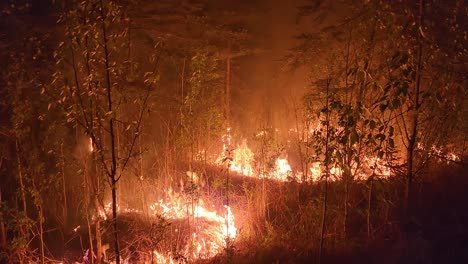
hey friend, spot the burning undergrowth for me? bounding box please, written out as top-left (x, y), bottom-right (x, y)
top-left (71, 129), bottom-right (462, 263)
top-left (95, 177), bottom-right (237, 263)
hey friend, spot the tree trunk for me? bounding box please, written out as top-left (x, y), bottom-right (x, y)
top-left (38, 204), bottom-right (45, 264)
top-left (94, 194), bottom-right (102, 263)
top-left (319, 79), bottom-right (331, 264)
top-left (0, 156), bottom-right (6, 248)
top-left (0, 187), bottom-right (6, 248)
top-left (79, 125), bottom-right (95, 264)
top-left (111, 177), bottom-right (119, 263)
top-left (405, 0), bottom-right (425, 218)
top-left (225, 42), bottom-right (231, 127)
top-left (343, 172), bottom-right (348, 242)
top-left (99, 0), bottom-right (120, 262)
top-left (60, 141), bottom-right (68, 226)
top-left (367, 178), bottom-right (373, 240)
top-left (86, 214), bottom-right (95, 264)
top-left (15, 138), bottom-right (27, 216)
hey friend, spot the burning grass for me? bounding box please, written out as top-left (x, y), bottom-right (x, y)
top-left (54, 133), bottom-right (466, 263)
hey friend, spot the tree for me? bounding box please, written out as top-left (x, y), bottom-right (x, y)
top-left (49, 1), bottom-right (160, 262)
top-left (294, 2), bottom-right (466, 247)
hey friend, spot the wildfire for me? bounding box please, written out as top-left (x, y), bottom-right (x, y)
top-left (98, 187), bottom-right (237, 263)
top-left (217, 128), bottom-right (394, 183)
top-left (97, 127), bottom-right (398, 263)
top-left (418, 143), bottom-right (461, 163)
top-left (272, 158), bottom-right (292, 180)
top-left (149, 189), bottom-right (237, 262)
top-left (230, 140), bottom-right (254, 176)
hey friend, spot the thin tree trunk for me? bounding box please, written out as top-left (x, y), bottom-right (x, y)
top-left (226, 158), bottom-right (231, 251)
top-left (139, 128), bottom-right (149, 219)
top-left (31, 174), bottom-right (45, 264)
top-left (225, 43), bottom-right (231, 127)
top-left (15, 138), bottom-right (27, 215)
top-left (0, 154), bottom-right (4, 247)
top-left (343, 172), bottom-right (348, 242)
top-left (80, 125), bottom-right (95, 264)
top-left (319, 79), bottom-right (331, 264)
top-left (82, 3), bottom-right (100, 260)
top-left (86, 213), bottom-right (95, 264)
top-left (93, 152), bottom-right (102, 264)
top-left (99, 0), bottom-right (120, 262)
top-left (111, 177), bottom-right (119, 263)
top-left (181, 57), bottom-right (186, 100)
top-left (60, 141), bottom-right (68, 226)
top-left (0, 187), bottom-right (5, 247)
top-left (94, 196), bottom-right (102, 263)
top-left (15, 136), bottom-right (28, 264)
top-left (293, 106), bottom-right (307, 181)
top-left (405, 0), bottom-right (425, 217)
top-left (367, 178), bottom-right (373, 240)
top-left (225, 44), bottom-right (232, 251)
top-left (38, 204), bottom-right (45, 264)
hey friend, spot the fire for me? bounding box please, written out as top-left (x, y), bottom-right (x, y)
top-left (230, 140), bottom-right (254, 176)
top-left (217, 128), bottom-right (394, 183)
top-left (98, 127), bottom-right (397, 263)
top-left (418, 143), bottom-right (461, 163)
top-left (272, 158), bottom-right (292, 180)
top-left (309, 162), bottom-right (322, 181)
top-left (98, 187), bottom-right (237, 263)
top-left (363, 157), bottom-right (391, 179)
top-left (149, 189), bottom-right (237, 262)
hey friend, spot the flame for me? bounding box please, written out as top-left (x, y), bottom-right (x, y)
top-left (309, 162), bottom-right (322, 181)
top-left (149, 189), bottom-right (237, 262)
top-left (99, 187), bottom-right (237, 263)
top-left (418, 143), bottom-right (461, 163)
top-left (230, 140), bottom-right (254, 176)
top-left (271, 158), bottom-right (292, 180)
top-left (216, 128), bottom-right (394, 183)
top-left (364, 157), bottom-right (391, 178)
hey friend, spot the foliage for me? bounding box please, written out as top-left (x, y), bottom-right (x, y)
top-left (0, 204), bottom-right (35, 263)
top-left (177, 49), bottom-right (224, 162)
